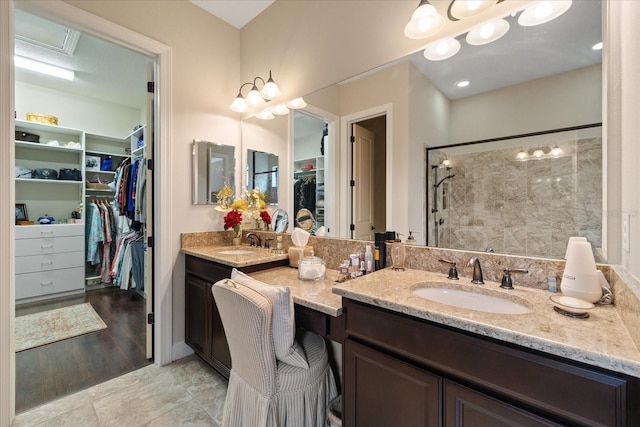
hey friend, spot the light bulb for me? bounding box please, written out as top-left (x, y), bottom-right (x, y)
top-left (479, 23), bottom-right (495, 39)
top-left (272, 104), bottom-right (290, 115)
top-left (404, 4), bottom-right (445, 39)
top-left (534, 1), bottom-right (552, 20)
top-left (516, 149), bottom-right (527, 160)
top-left (466, 0), bottom-right (482, 11)
top-left (287, 97), bottom-right (307, 109)
top-left (436, 41), bottom-right (449, 55)
top-left (246, 86), bottom-right (265, 107)
top-left (229, 95), bottom-right (248, 113)
top-left (466, 19), bottom-right (509, 45)
top-left (533, 149), bottom-right (544, 158)
top-left (551, 145), bottom-right (563, 156)
top-left (424, 38), bottom-right (461, 61)
top-left (261, 71), bottom-right (281, 100)
top-left (255, 110), bottom-right (274, 120)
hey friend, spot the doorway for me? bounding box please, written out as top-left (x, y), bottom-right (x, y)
top-left (349, 116), bottom-right (386, 241)
top-left (13, 7), bottom-right (154, 414)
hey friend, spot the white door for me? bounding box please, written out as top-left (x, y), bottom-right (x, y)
top-left (352, 123), bottom-right (375, 241)
top-left (145, 61), bottom-right (154, 359)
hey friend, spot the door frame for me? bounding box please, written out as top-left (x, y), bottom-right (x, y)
top-left (339, 104), bottom-right (393, 239)
top-left (1, 1), bottom-right (173, 423)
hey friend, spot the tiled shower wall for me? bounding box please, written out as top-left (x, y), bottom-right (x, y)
top-left (428, 134), bottom-right (602, 258)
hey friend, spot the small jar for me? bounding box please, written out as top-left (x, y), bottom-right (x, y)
top-left (298, 256), bottom-right (326, 281)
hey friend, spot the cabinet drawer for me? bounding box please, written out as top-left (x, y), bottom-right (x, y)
top-left (16, 235), bottom-right (84, 256)
top-left (15, 224), bottom-right (84, 239)
top-left (16, 267), bottom-right (84, 300)
top-left (16, 251), bottom-right (84, 274)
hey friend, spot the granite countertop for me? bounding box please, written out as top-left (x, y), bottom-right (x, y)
top-left (181, 245), bottom-right (289, 268)
top-left (332, 267), bottom-right (640, 377)
top-left (249, 267), bottom-right (343, 317)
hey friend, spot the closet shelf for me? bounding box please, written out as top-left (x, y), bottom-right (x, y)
top-left (15, 140), bottom-right (83, 154)
top-left (16, 178), bottom-right (83, 185)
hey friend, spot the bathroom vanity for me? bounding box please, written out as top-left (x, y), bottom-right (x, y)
top-left (334, 268), bottom-right (640, 427)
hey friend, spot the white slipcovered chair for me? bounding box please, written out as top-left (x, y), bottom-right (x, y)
top-left (212, 269), bottom-right (338, 427)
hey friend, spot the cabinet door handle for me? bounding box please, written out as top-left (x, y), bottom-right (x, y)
top-left (40, 231), bottom-right (54, 236)
top-left (40, 261), bottom-right (54, 267)
top-left (41, 281), bottom-right (54, 287)
top-left (40, 244), bottom-right (54, 249)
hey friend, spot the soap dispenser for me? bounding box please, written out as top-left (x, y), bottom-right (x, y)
top-left (391, 237), bottom-right (406, 271)
top-left (406, 231), bottom-right (417, 245)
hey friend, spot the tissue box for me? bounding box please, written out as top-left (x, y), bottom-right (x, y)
top-left (288, 246), bottom-right (314, 268)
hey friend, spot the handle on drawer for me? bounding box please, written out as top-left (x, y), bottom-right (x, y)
top-left (41, 281), bottom-right (54, 287)
top-left (40, 231), bottom-right (54, 236)
top-left (40, 244), bottom-right (54, 249)
top-left (40, 261), bottom-right (54, 266)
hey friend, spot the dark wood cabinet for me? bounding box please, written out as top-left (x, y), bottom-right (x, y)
top-left (345, 338), bottom-right (441, 427)
top-left (184, 255), bottom-right (288, 379)
top-left (343, 298), bottom-right (639, 427)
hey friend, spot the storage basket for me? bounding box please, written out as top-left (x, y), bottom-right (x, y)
top-left (26, 113), bottom-right (58, 126)
top-left (86, 181), bottom-right (111, 190)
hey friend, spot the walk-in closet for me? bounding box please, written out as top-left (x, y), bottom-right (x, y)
top-left (13, 9), bottom-right (153, 413)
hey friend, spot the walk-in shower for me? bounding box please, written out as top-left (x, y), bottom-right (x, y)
top-left (431, 164), bottom-right (455, 247)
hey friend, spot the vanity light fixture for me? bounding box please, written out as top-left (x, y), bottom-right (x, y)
top-left (287, 97), bottom-right (307, 109)
top-left (448, 0), bottom-right (498, 20)
top-left (271, 104), bottom-right (290, 115)
top-left (229, 70), bottom-right (282, 113)
top-left (404, 0), bottom-right (446, 39)
top-left (255, 110), bottom-right (275, 120)
top-left (14, 55), bottom-right (75, 81)
top-left (424, 38), bottom-right (461, 61)
top-left (550, 145), bottom-right (563, 156)
top-left (466, 18), bottom-right (510, 45)
top-left (518, 0), bottom-right (572, 27)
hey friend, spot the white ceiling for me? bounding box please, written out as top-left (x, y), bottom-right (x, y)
top-left (13, 1), bottom-right (601, 111)
top-left (189, 0), bottom-right (275, 29)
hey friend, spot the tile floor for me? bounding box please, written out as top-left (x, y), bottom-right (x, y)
top-left (12, 355), bottom-right (227, 427)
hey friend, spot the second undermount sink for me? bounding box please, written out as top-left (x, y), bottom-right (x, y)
top-left (217, 249), bottom-right (256, 255)
top-left (412, 287), bottom-right (531, 315)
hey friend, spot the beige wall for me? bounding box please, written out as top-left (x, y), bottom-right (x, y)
top-left (450, 65), bottom-right (603, 144)
top-left (63, 0), bottom-right (242, 348)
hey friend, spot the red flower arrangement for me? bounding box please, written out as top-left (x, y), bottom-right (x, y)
top-left (223, 209), bottom-right (243, 237)
top-left (260, 210), bottom-right (271, 229)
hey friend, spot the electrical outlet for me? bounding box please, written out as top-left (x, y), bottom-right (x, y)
top-left (622, 213), bottom-right (630, 253)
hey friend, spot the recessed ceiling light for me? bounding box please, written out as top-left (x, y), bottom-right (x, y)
top-left (456, 80), bottom-right (470, 88)
top-left (592, 42), bottom-right (603, 50)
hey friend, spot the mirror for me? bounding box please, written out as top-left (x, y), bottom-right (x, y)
top-left (271, 208), bottom-right (289, 233)
top-left (240, 1), bottom-right (602, 260)
top-left (246, 149), bottom-right (279, 205)
top-left (192, 140), bottom-right (235, 205)
top-left (427, 125), bottom-right (602, 259)
top-left (295, 208), bottom-right (315, 232)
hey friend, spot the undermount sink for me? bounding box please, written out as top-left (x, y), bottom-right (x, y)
top-left (412, 287), bottom-right (531, 315)
top-left (217, 249), bottom-right (256, 255)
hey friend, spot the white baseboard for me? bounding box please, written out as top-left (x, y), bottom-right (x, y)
top-left (171, 340), bottom-right (194, 362)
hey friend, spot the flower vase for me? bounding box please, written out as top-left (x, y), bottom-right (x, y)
top-left (232, 236), bottom-right (241, 246)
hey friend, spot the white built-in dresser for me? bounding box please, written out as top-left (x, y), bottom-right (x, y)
top-left (15, 224), bottom-right (85, 303)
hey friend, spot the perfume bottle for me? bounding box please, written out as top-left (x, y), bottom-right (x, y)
top-left (391, 239), bottom-right (405, 270)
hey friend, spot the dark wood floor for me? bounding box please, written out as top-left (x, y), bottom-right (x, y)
top-left (15, 287), bottom-right (151, 413)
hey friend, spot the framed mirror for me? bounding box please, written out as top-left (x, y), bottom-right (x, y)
top-left (246, 149), bottom-right (279, 205)
top-left (192, 140), bottom-right (235, 205)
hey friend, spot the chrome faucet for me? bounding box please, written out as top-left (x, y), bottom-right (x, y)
top-left (246, 233), bottom-right (262, 248)
top-left (468, 256), bottom-right (484, 284)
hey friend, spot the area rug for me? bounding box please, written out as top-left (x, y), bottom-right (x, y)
top-left (15, 302), bottom-right (107, 352)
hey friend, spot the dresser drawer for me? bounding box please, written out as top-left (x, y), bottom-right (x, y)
top-left (15, 224), bottom-right (84, 239)
top-left (16, 267), bottom-right (84, 300)
top-left (16, 235), bottom-right (84, 256)
top-left (15, 251), bottom-right (84, 274)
